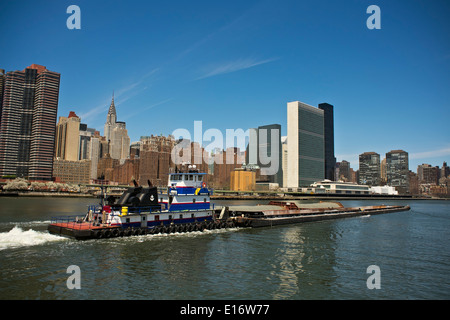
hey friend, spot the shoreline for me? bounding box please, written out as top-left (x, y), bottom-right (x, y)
top-left (211, 195), bottom-right (448, 201)
top-left (0, 191), bottom-right (95, 198)
top-left (0, 191), bottom-right (447, 200)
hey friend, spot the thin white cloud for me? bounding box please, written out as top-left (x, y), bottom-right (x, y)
top-left (176, 4), bottom-right (261, 61)
top-left (78, 82), bottom-right (140, 121)
top-left (78, 68), bottom-right (159, 123)
top-left (196, 57), bottom-right (278, 80)
top-left (121, 98), bottom-right (174, 120)
top-left (78, 99), bottom-right (111, 122)
top-left (410, 147), bottom-right (450, 160)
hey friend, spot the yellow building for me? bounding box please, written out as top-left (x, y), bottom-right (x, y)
top-left (55, 111), bottom-right (80, 161)
top-left (230, 168), bottom-right (256, 191)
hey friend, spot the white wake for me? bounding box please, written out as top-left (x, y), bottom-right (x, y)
top-left (0, 226), bottom-right (65, 251)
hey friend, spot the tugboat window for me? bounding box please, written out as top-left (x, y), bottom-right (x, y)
top-left (198, 176), bottom-right (203, 181)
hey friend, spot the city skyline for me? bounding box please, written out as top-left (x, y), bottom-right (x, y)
top-left (1, 1), bottom-right (449, 171)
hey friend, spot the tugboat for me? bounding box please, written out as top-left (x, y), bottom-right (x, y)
top-left (48, 164), bottom-right (234, 240)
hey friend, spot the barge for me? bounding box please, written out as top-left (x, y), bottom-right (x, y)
top-left (218, 201), bottom-right (411, 228)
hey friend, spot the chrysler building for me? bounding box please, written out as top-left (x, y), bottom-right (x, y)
top-left (104, 94), bottom-right (130, 162)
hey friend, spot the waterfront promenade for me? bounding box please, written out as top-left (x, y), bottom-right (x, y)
top-left (210, 190), bottom-right (443, 201)
top-left (0, 189), bottom-right (446, 201)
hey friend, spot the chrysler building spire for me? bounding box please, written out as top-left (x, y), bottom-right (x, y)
top-left (107, 92), bottom-right (117, 124)
top-left (103, 91), bottom-right (130, 161)
top-left (105, 93), bottom-right (117, 142)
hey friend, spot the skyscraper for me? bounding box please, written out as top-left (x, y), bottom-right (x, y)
top-left (104, 94), bottom-right (117, 143)
top-left (104, 94), bottom-right (130, 162)
top-left (380, 157), bottom-right (387, 183)
top-left (358, 152), bottom-right (380, 186)
top-left (55, 111), bottom-right (81, 161)
top-left (338, 160), bottom-right (351, 182)
top-left (440, 162), bottom-right (450, 179)
top-left (0, 69), bottom-right (5, 124)
top-left (246, 124), bottom-right (282, 186)
top-left (318, 103), bottom-right (336, 181)
top-left (0, 64), bottom-right (60, 180)
top-left (417, 163), bottom-right (439, 184)
top-left (386, 150), bottom-right (409, 193)
top-left (287, 101), bottom-right (325, 188)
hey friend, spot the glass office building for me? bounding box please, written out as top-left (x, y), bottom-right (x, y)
top-left (287, 101), bottom-right (325, 188)
top-left (246, 124), bottom-right (282, 185)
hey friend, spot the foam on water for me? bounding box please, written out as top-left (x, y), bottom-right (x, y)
top-left (0, 226), bottom-right (66, 251)
top-left (107, 226), bottom-right (243, 244)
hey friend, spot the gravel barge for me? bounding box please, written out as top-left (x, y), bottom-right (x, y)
top-left (216, 201), bottom-right (411, 228)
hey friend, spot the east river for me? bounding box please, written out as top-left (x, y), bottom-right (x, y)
top-left (0, 197), bottom-right (449, 300)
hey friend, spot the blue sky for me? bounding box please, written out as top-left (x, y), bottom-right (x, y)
top-left (1, 0), bottom-right (449, 171)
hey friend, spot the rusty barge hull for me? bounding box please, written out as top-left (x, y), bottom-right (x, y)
top-left (231, 205), bottom-right (411, 228)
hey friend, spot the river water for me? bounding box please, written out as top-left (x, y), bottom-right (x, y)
top-left (0, 197), bottom-right (449, 300)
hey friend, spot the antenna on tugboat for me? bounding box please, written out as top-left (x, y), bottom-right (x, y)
top-left (100, 184), bottom-right (106, 207)
top-left (133, 180), bottom-right (139, 187)
top-left (148, 180), bottom-right (153, 187)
